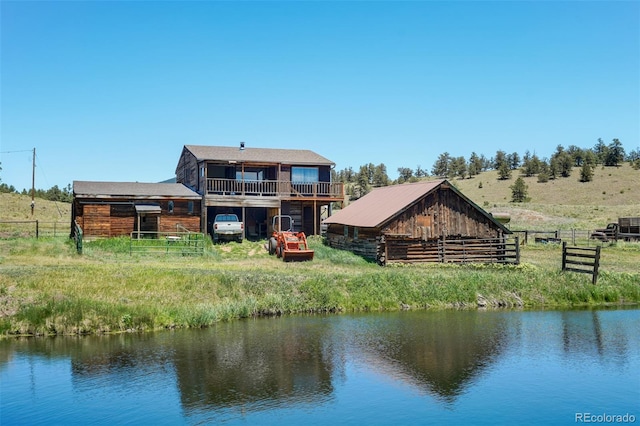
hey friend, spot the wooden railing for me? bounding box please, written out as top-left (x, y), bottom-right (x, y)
top-left (379, 236), bottom-right (520, 266)
top-left (205, 179), bottom-right (343, 198)
top-left (562, 242), bottom-right (601, 284)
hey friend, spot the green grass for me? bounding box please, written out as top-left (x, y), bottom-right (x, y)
top-left (1, 236), bottom-right (638, 337)
top-left (1, 166), bottom-right (639, 338)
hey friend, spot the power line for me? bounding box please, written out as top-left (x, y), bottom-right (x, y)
top-left (0, 149), bottom-right (33, 154)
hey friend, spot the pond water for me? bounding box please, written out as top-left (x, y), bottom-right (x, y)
top-left (1, 309), bottom-right (639, 425)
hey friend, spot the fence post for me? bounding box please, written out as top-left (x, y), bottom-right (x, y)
top-left (36, 220), bottom-right (39, 239)
top-left (561, 241), bottom-right (567, 271)
top-left (515, 236), bottom-right (520, 264)
top-left (592, 245), bottom-right (601, 284)
top-left (75, 222), bottom-right (83, 255)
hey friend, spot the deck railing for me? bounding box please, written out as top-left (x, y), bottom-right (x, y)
top-left (206, 179), bottom-right (343, 198)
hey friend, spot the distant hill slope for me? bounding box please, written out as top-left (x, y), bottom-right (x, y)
top-left (0, 193), bottom-right (71, 222)
top-left (451, 163), bottom-right (640, 230)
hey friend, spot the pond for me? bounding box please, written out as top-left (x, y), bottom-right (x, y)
top-left (1, 309), bottom-right (638, 425)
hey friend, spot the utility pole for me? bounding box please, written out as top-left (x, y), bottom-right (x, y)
top-left (31, 148), bottom-right (35, 216)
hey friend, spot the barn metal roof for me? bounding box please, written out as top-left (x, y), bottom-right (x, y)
top-left (323, 179), bottom-right (510, 233)
top-left (323, 180), bottom-right (445, 228)
top-left (183, 144), bottom-right (335, 166)
top-left (73, 181), bottom-right (201, 199)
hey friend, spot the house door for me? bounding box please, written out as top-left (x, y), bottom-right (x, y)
top-left (303, 206), bottom-right (314, 236)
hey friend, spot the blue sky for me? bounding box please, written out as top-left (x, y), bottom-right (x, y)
top-left (1, 1), bottom-right (638, 192)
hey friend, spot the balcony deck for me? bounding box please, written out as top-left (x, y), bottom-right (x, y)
top-left (205, 178), bottom-right (344, 200)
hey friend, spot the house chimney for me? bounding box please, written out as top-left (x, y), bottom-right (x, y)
top-left (240, 142), bottom-right (245, 150)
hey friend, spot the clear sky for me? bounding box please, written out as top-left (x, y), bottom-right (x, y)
top-left (1, 1), bottom-right (638, 192)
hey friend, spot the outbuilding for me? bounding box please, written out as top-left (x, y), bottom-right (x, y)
top-left (72, 181), bottom-right (202, 238)
top-left (323, 179), bottom-right (518, 265)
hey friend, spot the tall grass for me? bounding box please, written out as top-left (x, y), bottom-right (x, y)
top-left (0, 236), bottom-right (638, 337)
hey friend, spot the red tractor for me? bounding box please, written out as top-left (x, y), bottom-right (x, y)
top-left (267, 215), bottom-right (314, 262)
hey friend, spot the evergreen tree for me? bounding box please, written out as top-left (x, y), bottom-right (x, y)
top-left (508, 152), bottom-right (520, 170)
top-left (510, 177), bottom-right (529, 202)
top-left (468, 152), bottom-right (482, 177)
top-left (579, 162), bottom-right (593, 182)
top-left (431, 152), bottom-right (451, 177)
top-left (497, 162), bottom-right (512, 180)
top-left (396, 167), bottom-right (414, 184)
top-left (493, 150), bottom-right (508, 171)
top-left (372, 164), bottom-right (390, 187)
top-left (605, 138), bottom-right (625, 167)
top-left (451, 156), bottom-right (467, 179)
top-left (593, 138), bottom-right (608, 165)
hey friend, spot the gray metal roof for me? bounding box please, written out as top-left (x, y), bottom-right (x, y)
top-left (184, 144), bottom-right (335, 166)
top-left (323, 180), bottom-right (444, 228)
top-left (73, 181), bottom-right (201, 198)
top-left (135, 205), bottom-right (162, 213)
top-left (323, 179), bottom-right (511, 234)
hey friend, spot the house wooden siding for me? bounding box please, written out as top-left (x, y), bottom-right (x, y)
top-left (74, 199), bottom-right (201, 238)
top-left (176, 144), bottom-right (345, 236)
top-left (72, 181), bottom-right (202, 238)
top-left (324, 181), bottom-right (515, 264)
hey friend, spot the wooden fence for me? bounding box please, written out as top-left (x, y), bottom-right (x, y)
top-left (379, 236), bottom-right (520, 265)
top-left (561, 242), bottom-right (601, 284)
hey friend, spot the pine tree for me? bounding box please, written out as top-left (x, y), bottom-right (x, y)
top-left (510, 177), bottom-right (529, 202)
top-left (579, 162), bottom-right (593, 182)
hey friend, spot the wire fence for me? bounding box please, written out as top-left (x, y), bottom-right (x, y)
top-left (129, 231), bottom-right (206, 256)
top-left (0, 220), bottom-right (70, 238)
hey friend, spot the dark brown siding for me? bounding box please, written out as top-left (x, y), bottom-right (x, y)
top-left (83, 204), bottom-right (111, 237)
top-left (176, 150), bottom-right (199, 191)
top-left (325, 186), bottom-right (509, 264)
top-left (75, 198), bottom-right (202, 237)
top-left (382, 188), bottom-right (501, 239)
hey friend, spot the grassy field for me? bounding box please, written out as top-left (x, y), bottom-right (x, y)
top-left (0, 165), bottom-right (638, 337)
top-left (0, 235), bottom-right (638, 337)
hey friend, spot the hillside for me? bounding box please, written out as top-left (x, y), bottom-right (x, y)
top-left (451, 163), bottom-right (640, 230)
top-left (0, 192), bottom-right (71, 222)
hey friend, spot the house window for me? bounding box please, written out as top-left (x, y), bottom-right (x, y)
top-left (188, 201), bottom-right (194, 214)
top-left (344, 225), bottom-right (349, 237)
top-left (292, 167), bottom-right (319, 183)
top-left (353, 227), bottom-right (359, 239)
top-left (168, 201), bottom-right (174, 214)
top-left (236, 169), bottom-right (265, 181)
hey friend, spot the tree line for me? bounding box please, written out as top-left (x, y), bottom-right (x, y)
top-left (332, 138), bottom-right (640, 201)
top-left (2, 138), bottom-right (638, 204)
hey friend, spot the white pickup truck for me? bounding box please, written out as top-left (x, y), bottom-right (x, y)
top-left (212, 214), bottom-right (244, 243)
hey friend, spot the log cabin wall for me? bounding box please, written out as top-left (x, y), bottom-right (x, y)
top-left (325, 223), bottom-right (379, 260)
top-left (381, 188), bottom-right (501, 240)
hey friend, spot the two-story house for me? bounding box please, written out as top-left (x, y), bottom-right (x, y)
top-left (175, 143), bottom-right (344, 239)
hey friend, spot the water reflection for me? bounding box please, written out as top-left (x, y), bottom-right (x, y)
top-left (171, 317), bottom-right (336, 411)
top-left (1, 309), bottom-right (638, 424)
top-left (342, 311), bottom-right (508, 402)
